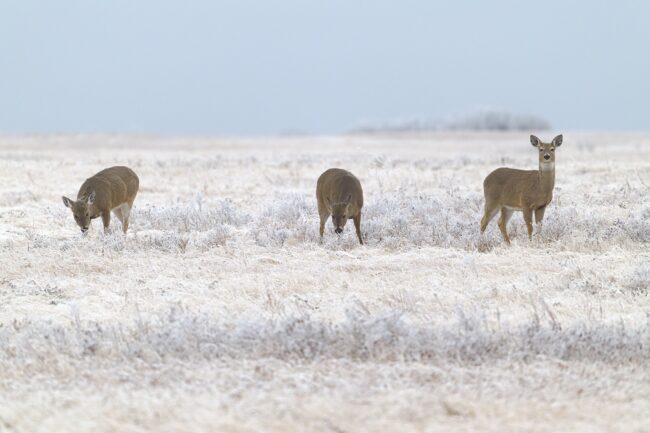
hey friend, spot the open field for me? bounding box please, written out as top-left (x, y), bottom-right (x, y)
top-left (0, 133), bottom-right (649, 432)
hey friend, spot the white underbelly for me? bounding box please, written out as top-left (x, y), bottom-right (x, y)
top-left (504, 206), bottom-right (523, 211)
top-left (111, 203), bottom-right (131, 220)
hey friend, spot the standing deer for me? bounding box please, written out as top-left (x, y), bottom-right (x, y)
top-left (480, 134), bottom-right (563, 244)
top-left (316, 168), bottom-right (364, 245)
top-left (62, 166), bottom-right (139, 234)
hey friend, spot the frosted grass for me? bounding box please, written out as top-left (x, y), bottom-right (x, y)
top-left (16, 188), bottom-right (649, 255)
top-left (1, 133), bottom-right (649, 433)
top-left (4, 307), bottom-right (649, 364)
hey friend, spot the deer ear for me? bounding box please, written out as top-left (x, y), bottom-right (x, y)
top-left (87, 191), bottom-right (96, 204)
top-left (530, 135), bottom-right (541, 147)
top-left (62, 196), bottom-right (74, 208)
top-left (552, 134), bottom-right (563, 147)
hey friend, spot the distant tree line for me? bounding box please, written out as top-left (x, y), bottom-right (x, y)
top-left (350, 110), bottom-right (551, 133)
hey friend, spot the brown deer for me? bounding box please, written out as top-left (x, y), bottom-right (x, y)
top-left (62, 166), bottom-right (139, 234)
top-left (316, 168), bottom-right (364, 244)
top-left (480, 134), bottom-right (563, 244)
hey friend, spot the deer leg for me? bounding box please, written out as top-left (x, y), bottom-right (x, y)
top-left (112, 207), bottom-right (124, 225)
top-left (318, 203), bottom-right (329, 241)
top-left (101, 211), bottom-right (111, 234)
top-left (480, 202), bottom-right (499, 233)
top-left (523, 208), bottom-right (534, 241)
top-left (353, 213), bottom-right (363, 245)
top-left (534, 206), bottom-right (546, 235)
top-left (497, 207), bottom-right (513, 245)
top-left (112, 205), bottom-right (131, 233)
top-left (120, 203), bottom-right (131, 233)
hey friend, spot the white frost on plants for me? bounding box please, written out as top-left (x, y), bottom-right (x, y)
top-left (0, 132), bottom-right (649, 433)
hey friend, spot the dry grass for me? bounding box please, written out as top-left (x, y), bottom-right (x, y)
top-left (0, 132), bottom-right (649, 432)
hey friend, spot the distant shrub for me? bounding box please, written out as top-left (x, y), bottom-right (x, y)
top-left (444, 110), bottom-right (551, 131)
top-left (351, 109), bottom-right (550, 133)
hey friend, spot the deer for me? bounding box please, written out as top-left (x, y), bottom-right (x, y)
top-left (62, 166), bottom-right (139, 234)
top-left (316, 168), bottom-right (364, 245)
top-left (480, 134), bottom-right (563, 244)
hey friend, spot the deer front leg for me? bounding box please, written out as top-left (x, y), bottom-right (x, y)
top-left (318, 204), bottom-right (329, 241)
top-left (101, 210), bottom-right (111, 234)
top-left (353, 213), bottom-right (363, 245)
top-left (534, 206), bottom-right (546, 235)
top-left (523, 208), bottom-right (534, 241)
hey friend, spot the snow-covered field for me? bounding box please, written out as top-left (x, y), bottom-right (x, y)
top-left (0, 133), bottom-right (649, 433)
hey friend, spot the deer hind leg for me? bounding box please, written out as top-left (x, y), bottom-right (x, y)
top-left (112, 207), bottom-right (124, 224)
top-left (497, 207), bottom-right (513, 245)
top-left (112, 205), bottom-right (130, 233)
top-left (119, 203), bottom-right (132, 233)
top-left (480, 201), bottom-right (500, 233)
top-left (353, 213), bottom-right (363, 245)
top-left (534, 206), bottom-right (546, 235)
top-left (523, 208), bottom-right (534, 241)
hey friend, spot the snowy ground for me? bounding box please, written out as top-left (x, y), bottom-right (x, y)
top-left (0, 133), bottom-right (649, 433)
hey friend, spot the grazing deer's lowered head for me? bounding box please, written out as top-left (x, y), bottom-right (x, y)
top-left (480, 134), bottom-right (563, 244)
top-left (62, 166), bottom-right (139, 235)
top-left (328, 194), bottom-right (353, 234)
top-left (316, 168), bottom-right (364, 245)
top-left (62, 192), bottom-right (96, 233)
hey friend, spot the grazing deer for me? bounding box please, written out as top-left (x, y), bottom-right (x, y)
top-left (316, 168), bottom-right (364, 244)
top-left (62, 166), bottom-right (139, 234)
top-left (480, 134), bottom-right (563, 244)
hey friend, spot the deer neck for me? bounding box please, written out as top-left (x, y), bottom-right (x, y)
top-left (538, 162), bottom-right (555, 194)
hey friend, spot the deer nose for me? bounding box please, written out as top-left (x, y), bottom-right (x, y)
top-left (81, 227), bottom-right (88, 233)
top-left (335, 227), bottom-right (343, 234)
top-left (544, 154), bottom-right (550, 160)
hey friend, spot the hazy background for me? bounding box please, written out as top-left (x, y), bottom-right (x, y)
top-left (1, 0), bottom-right (648, 135)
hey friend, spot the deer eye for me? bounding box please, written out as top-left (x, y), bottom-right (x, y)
top-left (85, 213), bottom-right (89, 217)
top-left (550, 148), bottom-right (555, 152)
top-left (539, 148), bottom-right (544, 152)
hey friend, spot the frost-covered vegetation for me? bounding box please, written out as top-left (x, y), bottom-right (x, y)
top-left (0, 133), bottom-right (649, 432)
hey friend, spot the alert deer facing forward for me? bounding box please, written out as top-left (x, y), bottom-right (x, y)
top-left (480, 134), bottom-right (563, 244)
top-left (62, 166), bottom-right (139, 234)
top-left (316, 168), bottom-right (364, 245)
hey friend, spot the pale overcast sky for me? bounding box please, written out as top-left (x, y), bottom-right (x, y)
top-left (1, 0), bottom-right (648, 135)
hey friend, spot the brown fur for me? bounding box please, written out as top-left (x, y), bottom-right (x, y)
top-left (480, 134), bottom-right (563, 244)
top-left (62, 166), bottom-right (139, 234)
top-left (316, 168), bottom-right (364, 244)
